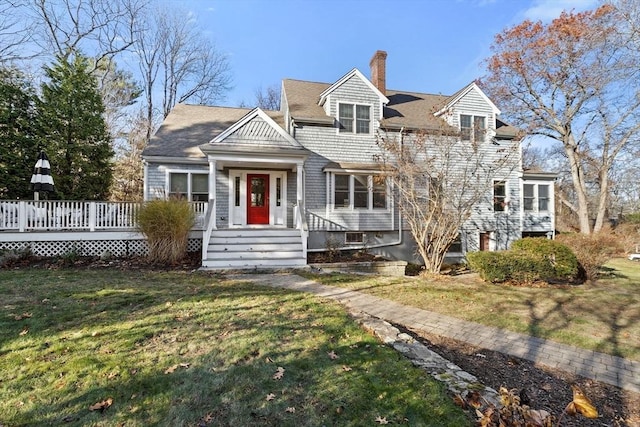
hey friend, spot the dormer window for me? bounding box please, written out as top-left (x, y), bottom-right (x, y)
top-left (460, 114), bottom-right (486, 143)
top-left (339, 103), bottom-right (370, 134)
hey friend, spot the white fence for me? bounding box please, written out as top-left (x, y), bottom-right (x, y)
top-left (0, 200), bottom-right (207, 232)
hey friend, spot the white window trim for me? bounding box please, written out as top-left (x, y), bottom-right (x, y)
top-left (337, 102), bottom-right (373, 135)
top-left (523, 182), bottom-right (551, 213)
top-left (165, 169), bottom-right (209, 201)
top-left (330, 173), bottom-right (389, 211)
top-left (493, 180), bottom-right (509, 213)
top-left (459, 113), bottom-right (488, 143)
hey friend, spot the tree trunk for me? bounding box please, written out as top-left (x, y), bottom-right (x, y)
top-left (564, 137), bottom-right (592, 234)
top-left (593, 168), bottom-right (610, 233)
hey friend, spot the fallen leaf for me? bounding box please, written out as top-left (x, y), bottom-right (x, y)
top-left (107, 371), bottom-right (119, 380)
top-left (19, 328), bottom-right (28, 336)
top-left (266, 393), bottom-right (276, 401)
top-left (265, 356), bottom-right (274, 363)
top-left (341, 365), bottom-right (352, 371)
top-left (179, 362), bottom-right (190, 368)
top-left (571, 385), bottom-right (598, 418)
top-left (375, 415), bottom-right (389, 424)
top-left (327, 350), bottom-right (339, 360)
top-left (273, 366), bottom-right (285, 380)
top-left (467, 391), bottom-right (482, 408)
top-left (89, 397), bottom-right (113, 412)
top-left (453, 394), bottom-right (467, 408)
top-left (164, 365), bottom-right (178, 374)
top-left (285, 407), bottom-right (295, 413)
top-left (527, 408), bottom-right (551, 425)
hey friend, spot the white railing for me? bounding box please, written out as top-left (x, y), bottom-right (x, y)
top-left (295, 200), bottom-right (309, 259)
top-left (0, 200), bottom-right (207, 232)
top-left (305, 210), bottom-right (349, 231)
top-left (201, 198), bottom-right (217, 261)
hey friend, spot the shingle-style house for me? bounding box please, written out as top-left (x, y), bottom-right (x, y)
top-left (142, 51), bottom-right (556, 269)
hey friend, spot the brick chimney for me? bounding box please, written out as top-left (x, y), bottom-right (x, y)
top-left (369, 50), bottom-right (387, 94)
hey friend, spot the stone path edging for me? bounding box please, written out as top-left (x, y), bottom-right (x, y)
top-left (237, 273), bottom-right (640, 395)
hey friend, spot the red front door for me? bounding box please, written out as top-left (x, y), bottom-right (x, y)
top-left (247, 174), bottom-right (270, 224)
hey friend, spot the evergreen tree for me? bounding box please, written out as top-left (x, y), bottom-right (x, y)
top-left (0, 68), bottom-right (39, 199)
top-left (40, 53), bottom-right (113, 200)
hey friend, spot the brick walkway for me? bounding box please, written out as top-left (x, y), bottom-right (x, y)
top-left (242, 273), bottom-right (640, 394)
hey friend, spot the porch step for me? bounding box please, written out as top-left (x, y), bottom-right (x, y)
top-left (201, 228), bottom-right (306, 270)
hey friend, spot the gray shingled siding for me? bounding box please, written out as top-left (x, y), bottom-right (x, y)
top-left (523, 213), bottom-right (553, 232)
top-left (287, 170), bottom-right (296, 228)
top-left (215, 169), bottom-right (229, 228)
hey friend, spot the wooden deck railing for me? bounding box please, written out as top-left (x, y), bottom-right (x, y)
top-left (0, 200), bottom-right (207, 232)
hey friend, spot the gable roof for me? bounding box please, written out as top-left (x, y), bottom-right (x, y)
top-left (210, 108), bottom-right (301, 148)
top-left (434, 81), bottom-right (501, 117)
top-left (318, 68), bottom-right (389, 106)
top-left (143, 104), bottom-right (286, 159)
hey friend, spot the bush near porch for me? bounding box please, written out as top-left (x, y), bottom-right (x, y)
top-left (136, 199), bottom-right (195, 264)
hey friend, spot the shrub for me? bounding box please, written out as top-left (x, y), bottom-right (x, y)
top-left (466, 238), bottom-right (579, 284)
top-left (511, 237), bottom-right (579, 280)
top-left (467, 251), bottom-right (548, 283)
top-left (556, 232), bottom-right (623, 280)
top-left (136, 199), bottom-right (195, 264)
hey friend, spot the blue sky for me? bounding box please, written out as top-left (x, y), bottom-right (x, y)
top-left (166, 0), bottom-right (598, 108)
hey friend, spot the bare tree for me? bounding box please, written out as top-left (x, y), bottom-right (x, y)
top-left (376, 120), bottom-right (519, 273)
top-left (254, 85), bottom-right (281, 110)
top-left (135, 5), bottom-right (232, 142)
top-left (483, 5), bottom-right (640, 234)
top-left (0, 0), bottom-right (35, 62)
top-left (110, 108), bottom-right (147, 201)
top-left (28, 0), bottom-right (146, 67)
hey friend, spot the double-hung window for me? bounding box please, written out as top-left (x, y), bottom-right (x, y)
top-left (339, 104), bottom-right (370, 134)
top-left (169, 172), bottom-right (208, 201)
top-left (493, 180), bottom-right (507, 212)
top-left (333, 174), bottom-right (387, 210)
top-left (460, 114), bottom-right (486, 143)
top-left (523, 183), bottom-right (550, 212)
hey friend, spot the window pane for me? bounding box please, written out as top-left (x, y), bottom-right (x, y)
top-left (538, 185), bottom-right (549, 199)
top-left (339, 104), bottom-right (353, 133)
top-left (524, 184), bottom-right (534, 197)
top-left (474, 116), bottom-right (486, 142)
top-left (460, 114), bottom-right (471, 141)
top-left (538, 185), bottom-right (549, 211)
top-left (356, 105), bottom-right (370, 119)
top-left (335, 175), bottom-right (350, 207)
top-left (353, 175), bottom-right (368, 208)
top-left (235, 176), bottom-right (241, 206)
top-left (192, 174), bottom-right (208, 193)
top-left (372, 175), bottom-right (386, 209)
top-left (170, 173), bottom-right (188, 195)
top-left (494, 181), bottom-right (506, 211)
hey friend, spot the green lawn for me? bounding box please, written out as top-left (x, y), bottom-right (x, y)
top-left (0, 269), bottom-right (468, 426)
top-left (300, 258), bottom-right (640, 361)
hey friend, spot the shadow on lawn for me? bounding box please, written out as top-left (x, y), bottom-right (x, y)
top-left (3, 272), bottom-right (466, 426)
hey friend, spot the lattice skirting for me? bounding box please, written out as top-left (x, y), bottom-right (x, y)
top-left (0, 238), bottom-right (202, 258)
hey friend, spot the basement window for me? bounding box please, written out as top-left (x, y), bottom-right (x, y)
top-left (345, 232), bottom-right (365, 244)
